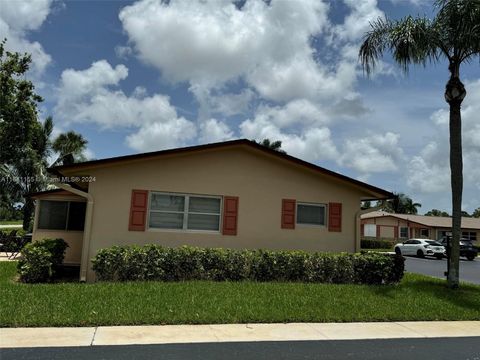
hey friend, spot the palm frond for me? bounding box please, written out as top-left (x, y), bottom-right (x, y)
top-left (359, 16), bottom-right (442, 75)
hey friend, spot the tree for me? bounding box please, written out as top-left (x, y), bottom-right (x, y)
top-left (359, 0), bottom-right (480, 288)
top-left (52, 131), bottom-right (88, 166)
top-left (461, 210), bottom-right (471, 217)
top-left (0, 40), bottom-right (52, 229)
top-left (472, 208), bottom-right (480, 218)
top-left (361, 200), bottom-right (372, 210)
top-left (377, 193), bottom-right (421, 214)
top-left (254, 139), bottom-right (286, 154)
top-left (425, 209), bottom-right (450, 217)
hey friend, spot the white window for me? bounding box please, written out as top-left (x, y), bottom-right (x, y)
top-left (400, 227), bottom-right (408, 239)
top-left (296, 203), bottom-right (326, 226)
top-left (364, 224), bottom-right (376, 237)
top-left (148, 192), bottom-right (221, 231)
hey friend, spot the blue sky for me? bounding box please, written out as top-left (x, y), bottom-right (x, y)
top-left (1, 0), bottom-right (479, 213)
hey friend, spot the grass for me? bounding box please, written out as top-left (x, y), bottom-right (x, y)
top-left (1, 261), bottom-right (479, 327)
top-left (0, 220), bottom-right (22, 226)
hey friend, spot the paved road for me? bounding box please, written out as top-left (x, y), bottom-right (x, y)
top-left (2, 338), bottom-right (480, 360)
top-left (404, 255), bottom-right (480, 284)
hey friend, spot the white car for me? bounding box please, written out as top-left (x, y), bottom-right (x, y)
top-left (394, 239), bottom-right (446, 259)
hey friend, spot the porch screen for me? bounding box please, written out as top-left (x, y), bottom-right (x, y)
top-left (38, 200), bottom-right (86, 231)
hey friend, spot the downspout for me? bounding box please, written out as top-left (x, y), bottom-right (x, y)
top-left (355, 205), bottom-right (383, 252)
top-left (55, 182), bottom-right (93, 282)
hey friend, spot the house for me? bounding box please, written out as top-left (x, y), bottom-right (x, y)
top-left (30, 139), bottom-right (393, 282)
top-left (361, 211), bottom-right (480, 242)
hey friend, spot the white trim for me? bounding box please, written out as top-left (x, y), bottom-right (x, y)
top-left (296, 202), bottom-right (327, 227)
top-left (147, 191), bottom-right (222, 233)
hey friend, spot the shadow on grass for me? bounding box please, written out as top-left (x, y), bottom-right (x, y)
top-left (368, 274), bottom-right (480, 311)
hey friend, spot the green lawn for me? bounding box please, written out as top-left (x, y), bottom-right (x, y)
top-left (1, 261), bottom-right (479, 327)
top-left (0, 220), bottom-right (22, 226)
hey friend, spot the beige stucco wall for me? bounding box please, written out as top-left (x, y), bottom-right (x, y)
top-left (32, 195), bottom-right (86, 264)
top-left (66, 146), bottom-right (375, 281)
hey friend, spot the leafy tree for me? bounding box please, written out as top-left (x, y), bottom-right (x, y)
top-left (461, 210), bottom-right (471, 217)
top-left (0, 40), bottom-right (89, 227)
top-left (52, 131), bottom-right (88, 166)
top-left (359, 0), bottom-right (480, 288)
top-left (254, 139), bottom-right (286, 154)
top-left (0, 40), bottom-right (52, 228)
top-left (425, 209), bottom-right (450, 217)
top-left (472, 208), bottom-right (480, 218)
top-left (361, 200), bottom-right (372, 210)
top-left (376, 193), bottom-right (421, 214)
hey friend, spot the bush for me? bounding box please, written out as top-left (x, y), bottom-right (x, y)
top-left (361, 238), bottom-right (395, 249)
top-left (17, 238), bottom-right (68, 283)
top-left (92, 245), bottom-right (405, 285)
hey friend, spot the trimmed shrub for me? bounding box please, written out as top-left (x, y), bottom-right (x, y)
top-left (17, 238), bottom-right (68, 283)
top-left (92, 245), bottom-right (405, 285)
top-left (361, 238), bottom-right (395, 249)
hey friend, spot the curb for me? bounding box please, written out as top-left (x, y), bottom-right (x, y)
top-left (1, 321), bottom-right (480, 348)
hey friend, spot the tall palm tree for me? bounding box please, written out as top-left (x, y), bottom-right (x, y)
top-left (359, 0), bottom-right (480, 288)
top-left (52, 131), bottom-right (88, 166)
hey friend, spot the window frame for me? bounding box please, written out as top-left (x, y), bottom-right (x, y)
top-left (295, 202), bottom-right (327, 227)
top-left (399, 226), bottom-right (408, 239)
top-left (147, 191), bottom-right (223, 233)
top-left (462, 231), bottom-right (477, 241)
top-left (37, 199), bottom-right (86, 232)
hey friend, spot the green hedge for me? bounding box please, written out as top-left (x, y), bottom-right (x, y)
top-left (92, 245), bottom-right (404, 285)
top-left (361, 238), bottom-right (395, 249)
top-left (17, 238), bottom-right (68, 283)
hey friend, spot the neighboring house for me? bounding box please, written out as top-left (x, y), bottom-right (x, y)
top-left (361, 211), bottom-right (480, 242)
top-left (30, 139), bottom-right (392, 282)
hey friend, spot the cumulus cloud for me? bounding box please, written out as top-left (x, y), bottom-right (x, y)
top-left (0, 0), bottom-right (54, 75)
top-left (240, 102), bottom-right (338, 162)
top-left (199, 119), bottom-right (234, 143)
top-left (54, 60), bottom-right (197, 151)
top-left (118, 0), bottom-right (367, 105)
top-left (339, 132), bottom-right (405, 174)
top-left (406, 79), bottom-right (480, 209)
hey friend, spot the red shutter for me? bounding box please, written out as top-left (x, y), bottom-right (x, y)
top-left (281, 199), bottom-right (296, 229)
top-left (129, 190), bottom-right (148, 231)
top-left (394, 226), bottom-right (399, 240)
top-left (377, 225), bottom-right (381, 238)
top-left (361, 224), bottom-right (365, 237)
top-left (222, 196), bottom-right (239, 235)
top-left (328, 202), bottom-right (342, 232)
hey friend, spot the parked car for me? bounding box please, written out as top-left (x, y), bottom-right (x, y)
top-left (440, 237), bottom-right (478, 261)
top-left (394, 239), bottom-right (446, 259)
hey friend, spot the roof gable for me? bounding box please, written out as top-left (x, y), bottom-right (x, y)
top-left (50, 139), bottom-right (393, 200)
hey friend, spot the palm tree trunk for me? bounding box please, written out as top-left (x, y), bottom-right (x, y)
top-left (445, 70), bottom-right (466, 289)
top-left (448, 100), bottom-right (462, 289)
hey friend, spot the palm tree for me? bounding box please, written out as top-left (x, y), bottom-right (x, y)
top-left (255, 139), bottom-right (286, 154)
top-left (359, 0), bottom-right (480, 288)
top-left (377, 193), bottom-right (421, 214)
top-left (52, 131), bottom-right (88, 166)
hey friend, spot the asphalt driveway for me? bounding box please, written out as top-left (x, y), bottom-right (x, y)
top-left (404, 255), bottom-right (480, 284)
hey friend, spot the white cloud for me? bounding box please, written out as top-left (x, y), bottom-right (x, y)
top-left (54, 60), bottom-right (197, 151)
top-left (339, 132), bottom-right (405, 174)
top-left (406, 79), bottom-right (480, 207)
top-left (240, 102), bottom-right (338, 162)
top-left (118, 0), bottom-right (367, 105)
top-left (199, 118), bottom-right (234, 143)
top-left (0, 0), bottom-right (54, 75)
top-left (333, 0), bottom-right (384, 43)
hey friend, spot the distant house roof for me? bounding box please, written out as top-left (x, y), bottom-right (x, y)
top-left (361, 211), bottom-right (480, 230)
top-left (49, 139), bottom-right (393, 200)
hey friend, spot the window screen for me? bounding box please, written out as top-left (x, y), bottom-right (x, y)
top-left (296, 203), bottom-right (326, 226)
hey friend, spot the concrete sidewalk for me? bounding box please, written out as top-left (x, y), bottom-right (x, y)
top-left (1, 321), bottom-right (480, 348)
